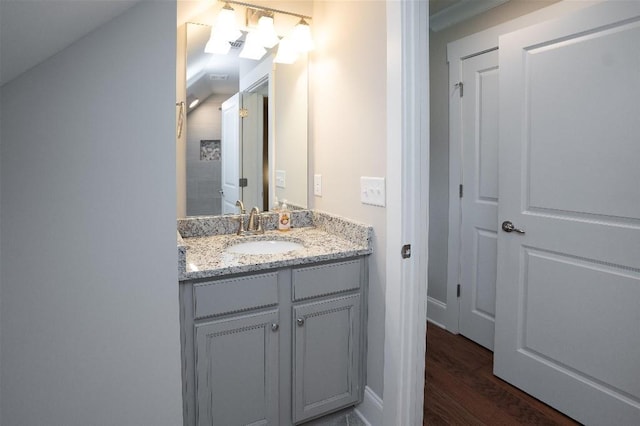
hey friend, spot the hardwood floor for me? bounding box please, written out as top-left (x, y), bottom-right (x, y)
top-left (424, 322), bottom-right (581, 426)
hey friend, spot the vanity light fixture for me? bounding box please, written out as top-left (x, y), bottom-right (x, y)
top-left (239, 30), bottom-right (267, 60)
top-left (204, 0), bottom-right (314, 63)
top-left (204, 33), bottom-right (231, 54)
top-left (212, 2), bottom-right (242, 43)
top-left (291, 18), bottom-right (315, 52)
top-left (274, 37), bottom-right (299, 64)
top-left (256, 15), bottom-right (280, 49)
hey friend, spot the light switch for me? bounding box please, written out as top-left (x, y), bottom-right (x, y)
top-left (276, 170), bottom-right (286, 188)
top-left (314, 174), bottom-right (322, 196)
top-left (360, 176), bottom-right (386, 207)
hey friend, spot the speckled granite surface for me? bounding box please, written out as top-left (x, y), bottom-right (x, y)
top-left (177, 210), bottom-right (372, 281)
top-left (177, 210), bottom-right (314, 238)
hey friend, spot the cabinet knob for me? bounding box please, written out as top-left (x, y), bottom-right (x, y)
top-left (296, 318), bottom-right (305, 327)
top-left (271, 323), bottom-right (279, 332)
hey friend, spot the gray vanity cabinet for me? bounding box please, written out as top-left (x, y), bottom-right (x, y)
top-left (194, 310), bottom-right (279, 426)
top-left (179, 257), bottom-right (367, 426)
top-left (291, 258), bottom-right (365, 424)
top-left (292, 294), bottom-right (361, 423)
top-left (180, 271), bottom-right (281, 426)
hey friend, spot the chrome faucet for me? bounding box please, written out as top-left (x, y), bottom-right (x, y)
top-left (247, 207), bottom-right (264, 234)
top-left (236, 200), bottom-right (246, 235)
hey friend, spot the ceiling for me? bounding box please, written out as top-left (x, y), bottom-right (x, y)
top-left (430, 0), bottom-right (465, 16)
top-left (0, 0), bottom-right (506, 87)
top-left (0, 0), bottom-right (139, 86)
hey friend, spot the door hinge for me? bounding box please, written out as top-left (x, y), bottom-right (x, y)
top-left (239, 108), bottom-right (248, 118)
top-left (459, 184), bottom-right (463, 198)
top-left (239, 178), bottom-right (248, 187)
top-left (457, 284), bottom-right (461, 298)
top-left (455, 82), bottom-right (464, 97)
top-left (401, 244), bottom-right (411, 259)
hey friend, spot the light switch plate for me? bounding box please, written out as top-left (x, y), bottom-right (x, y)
top-left (360, 176), bottom-right (386, 207)
top-left (314, 174), bottom-right (322, 196)
top-left (275, 170), bottom-right (286, 188)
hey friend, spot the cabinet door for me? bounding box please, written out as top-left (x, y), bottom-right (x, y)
top-left (195, 310), bottom-right (279, 426)
top-left (292, 294), bottom-right (361, 424)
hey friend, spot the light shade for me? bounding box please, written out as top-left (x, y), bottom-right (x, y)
top-left (274, 37), bottom-right (300, 64)
top-left (239, 31), bottom-right (267, 60)
top-left (213, 3), bottom-right (242, 42)
top-left (256, 16), bottom-right (280, 49)
top-left (204, 29), bottom-right (231, 54)
top-left (291, 19), bottom-right (315, 52)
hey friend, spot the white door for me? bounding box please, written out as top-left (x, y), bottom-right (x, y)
top-left (220, 93), bottom-right (241, 214)
top-left (494, 2), bottom-right (640, 424)
top-left (459, 49), bottom-right (499, 350)
top-left (241, 92), bottom-right (264, 211)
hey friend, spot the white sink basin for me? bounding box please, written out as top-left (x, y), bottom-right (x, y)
top-left (225, 240), bottom-right (304, 255)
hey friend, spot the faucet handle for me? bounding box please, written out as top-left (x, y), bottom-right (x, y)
top-left (256, 213), bottom-right (264, 234)
top-left (236, 214), bottom-right (246, 235)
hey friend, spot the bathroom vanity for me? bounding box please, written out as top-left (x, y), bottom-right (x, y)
top-left (177, 211), bottom-right (372, 426)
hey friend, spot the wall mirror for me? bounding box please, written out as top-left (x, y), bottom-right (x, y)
top-left (183, 4), bottom-right (309, 217)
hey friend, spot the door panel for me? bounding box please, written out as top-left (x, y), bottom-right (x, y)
top-left (495, 2), bottom-right (640, 424)
top-left (525, 22), bottom-right (640, 220)
top-left (522, 250), bottom-right (640, 399)
top-left (293, 294), bottom-right (361, 424)
top-left (459, 49), bottom-right (499, 350)
top-left (195, 310), bottom-right (279, 426)
top-left (221, 93), bottom-right (241, 214)
top-left (241, 92), bottom-right (264, 211)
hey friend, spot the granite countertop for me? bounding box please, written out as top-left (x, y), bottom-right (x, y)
top-left (177, 211), bottom-right (373, 281)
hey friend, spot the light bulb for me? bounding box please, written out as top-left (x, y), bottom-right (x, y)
top-left (257, 16), bottom-right (280, 49)
top-left (274, 37), bottom-right (300, 64)
top-left (204, 29), bottom-right (231, 54)
top-left (292, 19), bottom-right (314, 52)
top-left (239, 31), bottom-right (267, 60)
top-left (213, 3), bottom-right (242, 42)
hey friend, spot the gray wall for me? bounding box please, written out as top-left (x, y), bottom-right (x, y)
top-left (428, 0), bottom-right (561, 304)
top-left (0, 85), bottom-right (3, 421)
top-left (186, 95), bottom-right (225, 216)
top-left (0, 3), bottom-right (183, 425)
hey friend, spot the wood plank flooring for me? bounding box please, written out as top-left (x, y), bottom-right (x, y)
top-left (424, 322), bottom-right (581, 426)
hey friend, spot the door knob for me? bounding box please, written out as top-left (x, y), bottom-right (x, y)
top-left (296, 318), bottom-right (305, 327)
top-left (271, 323), bottom-right (279, 332)
top-left (502, 221), bottom-right (525, 234)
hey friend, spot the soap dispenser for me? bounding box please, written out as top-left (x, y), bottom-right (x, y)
top-left (278, 199), bottom-right (291, 232)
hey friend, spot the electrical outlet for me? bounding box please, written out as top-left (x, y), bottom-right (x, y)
top-left (314, 174), bottom-right (322, 196)
top-left (275, 170), bottom-right (286, 188)
top-left (360, 176), bottom-right (386, 207)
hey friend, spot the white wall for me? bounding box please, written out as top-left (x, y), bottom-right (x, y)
top-left (275, 57), bottom-right (308, 208)
top-left (0, 2), bottom-right (183, 425)
top-left (427, 0), bottom-right (561, 305)
top-left (310, 0), bottom-right (386, 399)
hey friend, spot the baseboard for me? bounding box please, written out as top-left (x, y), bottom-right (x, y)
top-left (354, 386), bottom-right (383, 426)
top-left (426, 296), bottom-right (447, 328)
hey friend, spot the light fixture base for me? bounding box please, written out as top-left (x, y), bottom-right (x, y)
top-left (246, 8), bottom-right (273, 28)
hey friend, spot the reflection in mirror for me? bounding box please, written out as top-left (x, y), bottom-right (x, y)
top-left (184, 10), bottom-right (308, 218)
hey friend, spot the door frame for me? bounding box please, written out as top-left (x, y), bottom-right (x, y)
top-left (381, 1), bottom-right (429, 425)
top-left (442, 0), bottom-right (594, 333)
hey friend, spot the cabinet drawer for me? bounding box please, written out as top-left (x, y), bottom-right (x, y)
top-left (193, 272), bottom-right (278, 319)
top-left (292, 259), bottom-right (361, 301)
